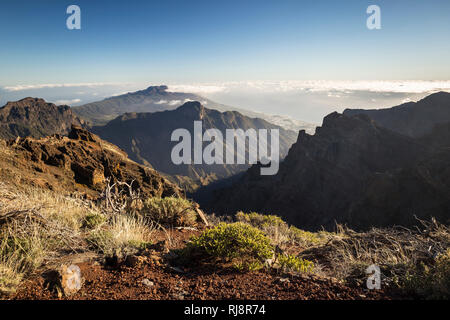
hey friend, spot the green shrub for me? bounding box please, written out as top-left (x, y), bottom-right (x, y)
top-left (236, 211), bottom-right (329, 247)
top-left (288, 226), bottom-right (329, 247)
top-left (403, 249), bottom-right (450, 299)
top-left (82, 213), bottom-right (107, 229)
top-left (278, 253), bottom-right (315, 273)
top-left (187, 222), bottom-right (274, 271)
top-left (236, 212), bottom-right (285, 228)
top-left (141, 197), bottom-right (198, 226)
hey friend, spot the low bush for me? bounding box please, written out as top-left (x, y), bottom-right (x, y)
top-left (186, 222), bottom-right (274, 271)
top-left (82, 213), bottom-right (107, 229)
top-left (141, 197), bottom-right (198, 227)
top-left (278, 254), bottom-right (315, 273)
top-left (403, 249), bottom-right (450, 299)
top-left (87, 214), bottom-right (153, 258)
top-left (235, 211), bottom-right (329, 247)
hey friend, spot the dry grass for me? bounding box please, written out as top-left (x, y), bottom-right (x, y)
top-left (0, 181), bottom-right (155, 295)
top-left (0, 182), bottom-right (99, 295)
top-left (0, 255), bottom-right (24, 295)
top-left (300, 219), bottom-right (450, 292)
top-left (141, 197), bottom-right (198, 227)
top-left (87, 214), bottom-right (154, 257)
top-left (234, 211), bottom-right (450, 298)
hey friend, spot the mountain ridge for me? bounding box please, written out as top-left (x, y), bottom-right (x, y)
top-left (92, 101), bottom-right (298, 184)
top-left (209, 92), bottom-right (450, 230)
top-left (343, 91), bottom-right (450, 137)
top-left (73, 85), bottom-right (316, 133)
top-left (0, 97), bottom-right (85, 140)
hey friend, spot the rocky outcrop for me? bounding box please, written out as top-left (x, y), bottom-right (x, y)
top-left (210, 109), bottom-right (450, 230)
top-left (5, 125), bottom-right (182, 198)
top-left (0, 97), bottom-right (85, 139)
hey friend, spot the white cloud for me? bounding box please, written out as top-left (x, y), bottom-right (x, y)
top-left (169, 80), bottom-right (450, 95)
top-left (167, 84), bottom-right (227, 94)
top-left (3, 82), bottom-right (126, 92)
top-left (54, 98), bottom-right (81, 105)
top-left (168, 100), bottom-right (181, 106)
top-left (401, 98), bottom-right (412, 103)
top-left (154, 99), bottom-right (168, 104)
top-left (111, 91), bottom-right (129, 97)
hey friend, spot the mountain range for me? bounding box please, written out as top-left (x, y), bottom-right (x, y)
top-left (0, 91), bottom-right (449, 231)
top-left (92, 101), bottom-right (298, 185)
top-left (210, 92), bottom-right (450, 230)
top-left (73, 85), bottom-right (316, 133)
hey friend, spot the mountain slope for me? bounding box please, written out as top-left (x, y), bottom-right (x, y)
top-left (210, 108), bottom-right (450, 230)
top-left (0, 97), bottom-right (85, 139)
top-left (92, 101), bottom-right (298, 182)
top-left (0, 125), bottom-right (182, 199)
top-left (73, 85), bottom-right (201, 125)
top-left (343, 91), bottom-right (450, 137)
top-left (73, 85), bottom-right (316, 133)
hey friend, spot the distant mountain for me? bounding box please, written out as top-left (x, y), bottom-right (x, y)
top-left (73, 85), bottom-right (316, 133)
top-left (210, 93), bottom-right (450, 230)
top-left (0, 97), bottom-right (85, 140)
top-left (92, 101), bottom-right (298, 183)
top-left (344, 91), bottom-right (450, 137)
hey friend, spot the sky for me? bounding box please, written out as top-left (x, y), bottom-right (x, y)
top-left (0, 0), bottom-right (449, 122)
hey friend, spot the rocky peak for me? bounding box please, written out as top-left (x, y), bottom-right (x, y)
top-left (211, 108), bottom-right (434, 230)
top-left (175, 101), bottom-right (205, 119)
top-left (68, 124), bottom-right (98, 142)
top-left (140, 85), bottom-right (169, 95)
top-left (0, 98), bottom-right (85, 139)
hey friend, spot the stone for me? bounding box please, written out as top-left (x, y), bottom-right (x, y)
top-left (141, 279), bottom-right (154, 287)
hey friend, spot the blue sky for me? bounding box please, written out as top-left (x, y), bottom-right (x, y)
top-left (0, 1), bottom-right (449, 122)
top-left (1, 0), bottom-right (449, 86)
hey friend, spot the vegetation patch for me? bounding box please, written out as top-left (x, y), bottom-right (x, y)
top-left (278, 254), bottom-right (315, 273)
top-left (402, 249), bottom-right (450, 299)
top-left (82, 213), bottom-right (107, 229)
top-left (87, 214), bottom-right (153, 258)
top-left (141, 197), bottom-right (198, 227)
top-left (0, 256), bottom-right (23, 295)
top-left (235, 211), bottom-right (330, 247)
top-left (184, 222), bottom-right (274, 271)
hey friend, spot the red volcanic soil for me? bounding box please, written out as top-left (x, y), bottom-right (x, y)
top-left (12, 230), bottom-right (395, 301)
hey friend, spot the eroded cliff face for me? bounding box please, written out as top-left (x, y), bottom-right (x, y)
top-left (211, 111), bottom-right (450, 230)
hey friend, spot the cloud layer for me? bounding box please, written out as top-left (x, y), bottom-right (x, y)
top-left (168, 80), bottom-right (450, 95)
